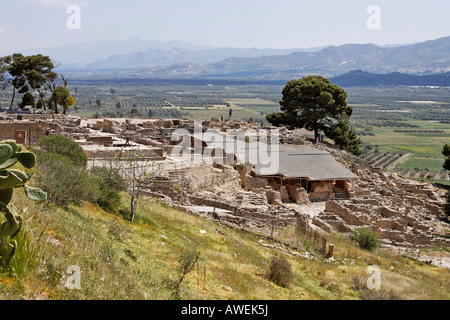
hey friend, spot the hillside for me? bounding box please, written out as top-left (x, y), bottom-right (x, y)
top-left (103, 36), bottom-right (450, 80)
top-left (0, 118), bottom-right (449, 301)
top-left (1, 187), bottom-right (449, 300)
top-left (49, 36), bottom-right (450, 81)
top-left (330, 70), bottom-right (450, 87)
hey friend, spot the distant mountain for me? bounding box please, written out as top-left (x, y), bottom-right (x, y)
top-left (0, 36), bottom-right (324, 68)
top-left (67, 47), bottom-right (313, 70)
top-left (108, 36), bottom-right (450, 80)
top-left (1, 36), bottom-right (215, 65)
top-left (13, 35), bottom-right (447, 80)
top-left (330, 70), bottom-right (450, 87)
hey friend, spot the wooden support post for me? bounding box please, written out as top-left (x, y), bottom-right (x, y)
top-left (328, 244), bottom-right (334, 258)
top-left (197, 261), bottom-right (200, 295)
top-left (203, 265), bottom-right (206, 290)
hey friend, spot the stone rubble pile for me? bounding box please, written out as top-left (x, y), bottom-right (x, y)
top-left (145, 164), bottom-right (300, 235)
top-left (312, 165), bottom-right (449, 248)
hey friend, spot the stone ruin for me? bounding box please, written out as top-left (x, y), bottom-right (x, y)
top-left (1, 113), bottom-right (449, 251)
top-left (146, 164), bottom-right (301, 235)
top-left (312, 167), bottom-right (450, 249)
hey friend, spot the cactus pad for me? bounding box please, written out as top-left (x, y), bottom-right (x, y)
top-left (0, 169), bottom-right (29, 190)
top-left (0, 189), bottom-right (13, 207)
top-left (0, 140), bottom-right (46, 261)
top-left (0, 140), bottom-right (21, 156)
top-left (16, 152), bottom-right (36, 169)
top-left (0, 144), bottom-right (13, 164)
top-left (24, 185), bottom-right (47, 202)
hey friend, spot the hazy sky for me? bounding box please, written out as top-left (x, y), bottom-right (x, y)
top-left (1, 0), bottom-right (449, 51)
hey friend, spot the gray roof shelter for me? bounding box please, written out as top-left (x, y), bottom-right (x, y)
top-left (237, 144), bottom-right (359, 181)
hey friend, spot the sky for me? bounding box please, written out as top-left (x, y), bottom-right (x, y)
top-left (0, 0), bottom-right (449, 51)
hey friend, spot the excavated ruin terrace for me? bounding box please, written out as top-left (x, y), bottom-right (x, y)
top-left (1, 113), bottom-right (449, 258)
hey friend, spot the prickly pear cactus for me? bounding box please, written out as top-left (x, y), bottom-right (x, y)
top-left (0, 140), bottom-right (47, 262)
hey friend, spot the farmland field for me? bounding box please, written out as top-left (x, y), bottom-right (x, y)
top-left (0, 79), bottom-right (449, 179)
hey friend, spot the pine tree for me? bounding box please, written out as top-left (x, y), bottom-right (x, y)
top-left (443, 144), bottom-right (450, 216)
top-left (267, 75), bottom-right (353, 142)
top-left (326, 113), bottom-right (363, 156)
top-left (442, 144), bottom-right (450, 171)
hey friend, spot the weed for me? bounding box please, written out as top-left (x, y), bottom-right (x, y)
top-left (267, 255), bottom-right (294, 288)
top-left (350, 228), bottom-right (380, 251)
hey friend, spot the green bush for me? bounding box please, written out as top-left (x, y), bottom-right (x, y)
top-left (35, 152), bottom-right (99, 206)
top-left (89, 166), bottom-right (125, 214)
top-left (267, 255), bottom-right (294, 287)
top-left (35, 135), bottom-right (88, 167)
top-left (34, 139), bottom-right (126, 209)
top-left (350, 228), bottom-right (380, 251)
top-left (90, 166), bottom-right (126, 192)
top-left (90, 176), bottom-right (122, 213)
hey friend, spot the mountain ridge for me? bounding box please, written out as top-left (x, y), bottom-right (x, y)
top-left (5, 36), bottom-right (449, 80)
top-left (83, 36), bottom-right (450, 79)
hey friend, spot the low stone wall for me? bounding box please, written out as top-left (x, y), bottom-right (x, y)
top-left (0, 121), bottom-right (65, 144)
top-left (83, 146), bottom-right (164, 159)
top-left (312, 167), bottom-right (450, 249)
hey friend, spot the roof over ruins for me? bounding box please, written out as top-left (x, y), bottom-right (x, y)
top-left (236, 144), bottom-right (359, 181)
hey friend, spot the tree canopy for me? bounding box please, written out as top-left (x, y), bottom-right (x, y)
top-left (443, 144), bottom-right (450, 217)
top-left (266, 75), bottom-right (362, 155)
top-left (326, 113), bottom-right (363, 155)
top-left (51, 85), bottom-right (76, 115)
top-left (443, 144), bottom-right (450, 171)
top-left (0, 53), bottom-right (75, 114)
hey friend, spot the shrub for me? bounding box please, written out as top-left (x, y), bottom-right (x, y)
top-left (350, 228), bottom-right (380, 251)
top-left (92, 177), bottom-right (122, 213)
top-left (35, 135), bottom-right (87, 167)
top-left (90, 166), bottom-right (124, 213)
top-left (35, 152), bottom-right (99, 206)
top-left (267, 255), bottom-right (294, 287)
top-left (171, 244), bottom-right (201, 299)
top-left (352, 277), bottom-right (403, 300)
top-left (359, 289), bottom-right (403, 300)
top-left (90, 166), bottom-right (126, 192)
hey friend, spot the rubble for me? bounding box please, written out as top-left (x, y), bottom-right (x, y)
top-left (1, 113), bottom-right (448, 250)
top-left (312, 161), bottom-right (449, 249)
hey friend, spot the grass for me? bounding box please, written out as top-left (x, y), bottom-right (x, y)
top-left (0, 190), bottom-right (449, 300)
top-left (396, 156), bottom-right (447, 171)
top-left (357, 119), bottom-right (450, 170)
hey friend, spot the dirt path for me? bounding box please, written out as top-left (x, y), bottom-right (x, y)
top-left (385, 153), bottom-right (411, 170)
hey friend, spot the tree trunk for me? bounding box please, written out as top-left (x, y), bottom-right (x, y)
top-left (9, 86), bottom-right (16, 110)
top-left (130, 195), bottom-right (138, 222)
top-left (314, 127), bottom-right (319, 144)
top-left (38, 90), bottom-right (46, 111)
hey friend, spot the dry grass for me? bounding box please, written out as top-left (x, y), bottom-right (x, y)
top-left (0, 192), bottom-right (449, 300)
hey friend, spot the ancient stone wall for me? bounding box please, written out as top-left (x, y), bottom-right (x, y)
top-left (312, 166), bottom-right (449, 249)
